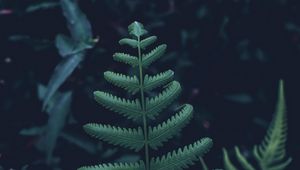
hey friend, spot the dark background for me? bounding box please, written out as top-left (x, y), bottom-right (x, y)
top-left (0, 0), bottom-right (300, 169)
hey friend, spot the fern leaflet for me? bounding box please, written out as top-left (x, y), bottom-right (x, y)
top-left (113, 53), bottom-right (138, 67)
top-left (78, 161), bottom-right (145, 170)
top-left (145, 81), bottom-right (181, 119)
top-left (223, 148), bottom-right (238, 170)
top-left (144, 70), bottom-right (174, 92)
top-left (142, 44), bottom-right (167, 68)
top-left (104, 71), bottom-right (139, 94)
top-left (150, 138), bottom-right (213, 170)
top-left (119, 38), bottom-right (138, 48)
top-left (93, 91), bottom-right (142, 120)
top-left (83, 123), bottom-right (144, 151)
top-left (148, 104), bottom-right (193, 149)
top-left (140, 36), bottom-right (157, 49)
top-left (235, 147), bottom-right (255, 170)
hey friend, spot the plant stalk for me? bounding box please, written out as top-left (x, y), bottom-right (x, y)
top-left (137, 36), bottom-right (150, 170)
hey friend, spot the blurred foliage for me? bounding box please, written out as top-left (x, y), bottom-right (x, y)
top-left (0, 0), bottom-right (300, 170)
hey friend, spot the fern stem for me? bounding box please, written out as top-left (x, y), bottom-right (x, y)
top-left (137, 36), bottom-right (150, 170)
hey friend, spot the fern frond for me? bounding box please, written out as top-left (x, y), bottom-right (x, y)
top-left (223, 148), bottom-right (238, 170)
top-left (253, 80), bottom-right (292, 170)
top-left (94, 91), bottom-right (142, 120)
top-left (145, 81), bottom-right (181, 119)
top-left (104, 71), bottom-right (140, 94)
top-left (144, 70), bottom-right (174, 92)
top-left (83, 123), bottom-right (144, 151)
top-left (119, 38), bottom-right (138, 48)
top-left (140, 36), bottom-right (157, 49)
top-left (78, 161), bottom-right (145, 170)
top-left (234, 147), bottom-right (255, 170)
top-left (142, 44), bottom-right (167, 68)
top-left (148, 104), bottom-right (193, 149)
top-left (113, 53), bottom-right (138, 67)
top-left (150, 138), bottom-right (213, 170)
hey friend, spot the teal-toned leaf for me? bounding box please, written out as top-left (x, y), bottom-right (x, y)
top-left (148, 104), bottom-right (193, 149)
top-left (128, 21), bottom-right (147, 37)
top-left (55, 34), bottom-right (77, 57)
top-left (145, 81), bottom-right (181, 119)
top-left (142, 44), bottom-right (167, 67)
top-left (78, 161), bottom-right (145, 170)
top-left (42, 53), bottom-right (84, 110)
top-left (150, 138), bottom-right (213, 170)
top-left (144, 70), bottom-right (174, 92)
top-left (56, 34), bottom-right (93, 57)
top-left (60, 131), bottom-right (99, 154)
top-left (119, 38), bottom-right (138, 48)
top-left (38, 90), bottom-right (72, 163)
top-left (113, 53), bottom-right (138, 67)
top-left (20, 126), bottom-right (45, 136)
top-left (60, 0), bottom-right (92, 42)
top-left (104, 71), bottom-right (139, 94)
top-left (83, 123), bottom-right (144, 151)
top-left (94, 91), bottom-right (142, 121)
top-left (140, 36), bottom-right (157, 49)
top-left (26, 2), bottom-right (59, 13)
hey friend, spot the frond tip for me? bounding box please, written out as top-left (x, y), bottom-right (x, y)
top-left (150, 138), bottom-right (213, 170)
top-left (253, 79), bottom-right (292, 170)
top-left (128, 21), bottom-right (148, 37)
top-left (83, 123), bottom-right (144, 151)
top-left (78, 161), bottom-right (145, 170)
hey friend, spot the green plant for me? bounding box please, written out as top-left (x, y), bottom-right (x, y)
top-left (19, 0), bottom-right (96, 165)
top-left (222, 80), bottom-right (292, 170)
top-left (199, 80), bottom-right (292, 170)
top-left (78, 21), bottom-right (213, 170)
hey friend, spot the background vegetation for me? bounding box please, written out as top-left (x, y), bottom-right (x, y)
top-left (0, 0), bottom-right (299, 169)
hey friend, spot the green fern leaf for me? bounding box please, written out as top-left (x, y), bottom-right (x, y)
top-left (113, 53), bottom-right (138, 67)
top-left (78, 161), bottom-right (145, 170)
top-left (145, 81), bottom-right (181, 119)
top-left (234, 147), bottom-right (255, 170)
top-left (253, 80), bottom-right (292, 170)
top-left (223, 148), bottom-right (238, 170)
top-left (94, 91), bottom-right (142, 120)
top-left (142, 44), bottom-right (167, 68)
top-left (150, 138), bottom-right (213, 170)
top-left (83, 123), bottom-right (144, 151)
top-left (104, 71), bottom-right (140, 94)
top-left (119, 38), bottom-right (138, 48)
top-left (144, 70), bottom-right (174, 92)
top-left (148, 104), bottom-right (193, 149)
top-left (128, 21), bottom-right (148, 37)
top-left (140, 36), bottom-right (157, 49)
